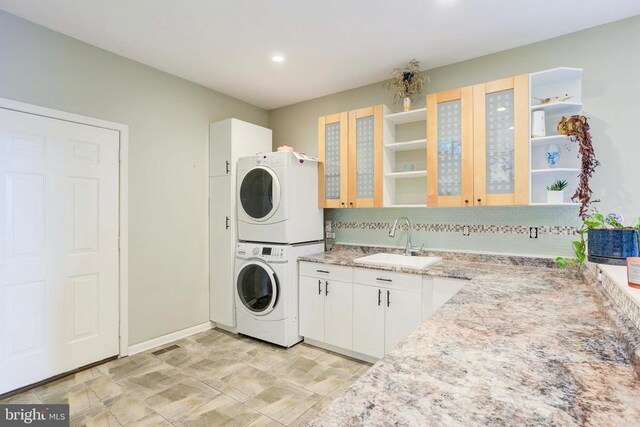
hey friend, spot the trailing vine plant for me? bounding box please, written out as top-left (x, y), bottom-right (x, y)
top-left (557, 115), bottom-right (599, 218)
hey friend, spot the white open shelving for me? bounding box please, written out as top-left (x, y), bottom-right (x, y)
top-left (528, 67), bottom-right (583, 205)
top-left (382, 106), bottom-right (428, 207)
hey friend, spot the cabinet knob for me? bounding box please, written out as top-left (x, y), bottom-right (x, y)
top-left (464, 199), bottom-right (469, 205)
top-left (477, 198), bottom-right (482, 204)
top-left (349, 202), bottom-right (353, 207)
top-left (341, 202), bottom-right (345, 206)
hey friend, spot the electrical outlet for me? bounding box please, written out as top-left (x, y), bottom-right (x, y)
top-left (529, 227), bottom-right (538, 239)
top-left (462, 225), bottom-right (470, 236)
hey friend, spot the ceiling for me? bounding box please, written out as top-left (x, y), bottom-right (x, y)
top-left (1, 1), bottom-right (639, 110)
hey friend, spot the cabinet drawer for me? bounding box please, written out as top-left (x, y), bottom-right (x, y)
top-left (300, 261), bottom-right (353, 282)
top-left (353, 267), bottom-right (421, 292)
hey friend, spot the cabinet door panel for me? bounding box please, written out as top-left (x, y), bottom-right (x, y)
top-left (473, 75), bottom-right (529, 206)
top-left (299, 276), bottom-right (325, 341)
top-left (385, 289), bottom-right (422, 353)
top-left (210, 176), bottom-right (234, 326)
top-left (324, 280), bottom-right (353, 350)
top-left (427, 87), bottom-right (474, 207)
top-left (318, 113), bottom-right (348, 208)
top-left (352, 284), bottom-right (385, 358)
top-left (348, 105), bottom-right (383, 208)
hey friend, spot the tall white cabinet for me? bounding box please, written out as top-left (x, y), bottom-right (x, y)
top-left (209, 119), bottom-right (272, 328)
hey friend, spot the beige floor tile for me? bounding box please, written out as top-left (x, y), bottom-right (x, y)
top-left (211, 365), bottom-right (280, 403)
top-left (245, 380), bottom-right (322, 426)
top-left (103, 394), bottom-right (157, 425)
top-left (288, 408), bottom-right (320, 427)
top-left (0, 390), bottom-right (41, 404)
top-left (32, 368), bottom-right (104, 401)
top-left (117, 365), bottom-right (186, 400)
top-left (248, 415), bottom-right (285, 427)
top-left (98, 353), bottom-right (164, 382)
top-left (289, 344), bottom-right (326, 361)
top-left (143, 376), bottom-right (220, 419)
top-left (271, 356), bottom-right (328, 388)
top-left (40, 383), bottom-right (102, 415)
top-left (86, 376), bottom-right (123, 401)
top-left (315, 352), bottom-right (368, 375)
top-left (243, 346), bottom-right (297, 372)
top-left (128, 412), bottom-right (173, 426)
top-left (155, 345), bottom-right (208, 368)
top-left (303, 367), bottom-right (356, 396)
top-left (69, 403), bottom-right (121, 427)
top-left (182, 356), bottom-right (246, 382)
top-left (171, 393), bottom-right (262, 427)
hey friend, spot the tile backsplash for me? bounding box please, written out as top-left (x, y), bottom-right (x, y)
top-left (326, 206), bottom-right (581, 257)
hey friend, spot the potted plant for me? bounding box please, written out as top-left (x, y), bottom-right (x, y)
top-left (557, 212), bottom-right (640, 272)
top-left (546, 179), bottom-right (568, 204)
top-left (385, 59), bottom-right (429, 112)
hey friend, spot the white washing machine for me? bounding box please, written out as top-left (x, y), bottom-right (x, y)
top-left (235, 241), bottom-right (324, 347)
top-left (237, 151), bottom-right (323, 244)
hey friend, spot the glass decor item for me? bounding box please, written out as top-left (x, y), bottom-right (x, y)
top-left (532, 110), bottom-right (546, 137)
top-left (403, 96), bottom-right (412, 112)
top-left (545, 143), bottom-right (561, 168)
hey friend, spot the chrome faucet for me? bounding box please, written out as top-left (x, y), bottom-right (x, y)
top-left (388, 217), bottom-right (415, 256)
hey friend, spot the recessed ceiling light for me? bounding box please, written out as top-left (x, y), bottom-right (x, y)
top-left (272, 55), bottom-right (285, 63)
top-left (496, 107), bottom-right (506, 112)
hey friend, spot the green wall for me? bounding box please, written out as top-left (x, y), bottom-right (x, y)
top-left (0, 10), bottom-right (268, 345)
top-left (269, 14), bottom-right (640, 256)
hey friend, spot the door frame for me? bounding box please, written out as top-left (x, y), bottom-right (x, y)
top-left (0, 97), bottom-right (130, 357)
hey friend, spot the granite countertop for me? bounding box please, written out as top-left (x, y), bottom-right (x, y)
top-left (302, 245), bottom-right (640, 426)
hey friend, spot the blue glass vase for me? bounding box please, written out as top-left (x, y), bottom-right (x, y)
top-left (545, 143), bottom-right (560, 168)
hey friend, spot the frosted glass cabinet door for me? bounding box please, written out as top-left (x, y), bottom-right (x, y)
top-left (473, 75), bottom-right (529, 206)
top-left (427, 87), bottom-right (473, 207)
top-left (348, 105), bottom-right (383, 208)
top-left (318, 112), bottom-right (348, 208)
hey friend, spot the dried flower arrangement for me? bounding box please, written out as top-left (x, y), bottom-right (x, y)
top-left (384, 59), bottom-right (429, 105)
top-left (557, 115), bottom-right (599, 218)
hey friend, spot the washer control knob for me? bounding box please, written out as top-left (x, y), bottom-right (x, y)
top-left (253, 247), bottom-right (260, 255)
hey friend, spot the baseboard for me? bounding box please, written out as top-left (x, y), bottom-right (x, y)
top-left (128, 321), bottom-right (213, 355)
top-left (212, 322), bottom-right (237, 334)
top-left (303, 338), bottom-right (379, 364)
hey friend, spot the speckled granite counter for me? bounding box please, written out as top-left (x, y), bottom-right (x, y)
top-left (301, 245), bottom-right (640, 426)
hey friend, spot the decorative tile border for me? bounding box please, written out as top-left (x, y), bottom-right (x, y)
top-left (331, 221), bottom-right (578, 236)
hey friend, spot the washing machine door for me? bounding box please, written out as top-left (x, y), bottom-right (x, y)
top-left (239, 166), bottom-right (281, 222)
top-left (236, 260), bottom-right (279, 316)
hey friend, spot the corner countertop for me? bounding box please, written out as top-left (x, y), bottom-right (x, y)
top-left (303, 246), bottom-right (640, 426)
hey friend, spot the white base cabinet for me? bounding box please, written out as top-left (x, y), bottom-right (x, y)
top-left (300, 261), bottom-right (468, 361)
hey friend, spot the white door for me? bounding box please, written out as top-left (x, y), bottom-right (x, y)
top-left (384, 288), bottom-right (422, 353)
top-left (299, 276), bottom-right (324, 342)
top-left (209, 175), bottom-right (234, 326)
top-left (324, 280), bottom-right (353, 350)
top-left (352, 284), bottom-right (385, 358)
top-left (0, 108), bottom-right (120, 394)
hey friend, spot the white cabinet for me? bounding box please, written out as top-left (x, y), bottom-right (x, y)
top-left (299, 273), bottom-right (353, 349)
top-left (352, 284), bottom-right (385, 358)
top-left (209, 119), bottom-right (271, 327)
top-left (299, 261), bottom-right (468, 362)
top-left (384, 287), bottom-right (422, 352)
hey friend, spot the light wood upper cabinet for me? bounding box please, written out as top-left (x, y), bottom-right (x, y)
top-left (426, 75), bottom-right (529, 207)
top-left (318, 106), bottom-right (383, 208)
top-left (473, 74), bottom-right (529, 206)
top-left (426, 87), bottom-right (474, 207)
top-left (318, 112), bottom-right (348, 208)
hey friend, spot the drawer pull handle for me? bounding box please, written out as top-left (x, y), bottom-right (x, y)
top-left (318, 280), bottom-right (322, 295)
top-left (378, 289), bottom-right (381, 306)
top-left (376, 277), bottom-right (392, 282)
top-left (387, 290), bottom-right (391, 307)
top-left (316, 269), bottom-right (330, 274)
top-left (325, 281), bottom-right (329, 296)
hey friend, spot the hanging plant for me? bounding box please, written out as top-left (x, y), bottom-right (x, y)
top-left (384, 59), bottom-right (429, 105)
top-left (557, 115), bottom-right (599, 218)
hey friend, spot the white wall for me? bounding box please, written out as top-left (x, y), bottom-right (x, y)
top-left (0, 10), bottom-right (269, 345)
top-left (269, 14), bottom-right (640, 221)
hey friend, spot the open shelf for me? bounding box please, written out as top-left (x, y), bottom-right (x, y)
top-left (530, 168), bottom-right (579, 174)
top-left (530, 67), bottom-right (583, 87)
top-left (530, 135), bottom-right (571, 147)
top-left (385, 170), bottom-right (427, 179)
top-left (384, 108), bottom-right (427, 125)
top-left (530, 101), bottom-right (583, 115)
top-left (384, 139), bottom-right (427, 151)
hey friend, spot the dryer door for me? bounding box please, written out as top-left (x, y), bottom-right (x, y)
top-left (239, 166), bottom-right (281, 221)
top-left (236, 260), bottom-right (279, 316)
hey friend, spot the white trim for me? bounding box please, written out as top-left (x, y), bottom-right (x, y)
top-left (128, 322), bottom-right (214, 355)
top-left (0, 97), bottom-right (130, 357)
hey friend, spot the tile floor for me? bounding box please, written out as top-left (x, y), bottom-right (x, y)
top-left (0, 328), bottom-right (371, 426)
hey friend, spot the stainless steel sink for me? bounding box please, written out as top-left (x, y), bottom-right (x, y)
top-left (353, 253), bottom-right (442, 270)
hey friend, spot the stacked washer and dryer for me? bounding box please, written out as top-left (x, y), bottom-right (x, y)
top-left (234, 152), bottom-right (323, 347)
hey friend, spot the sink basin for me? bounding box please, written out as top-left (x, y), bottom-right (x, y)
top-left (353, 253), bottom-right (442, 270)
